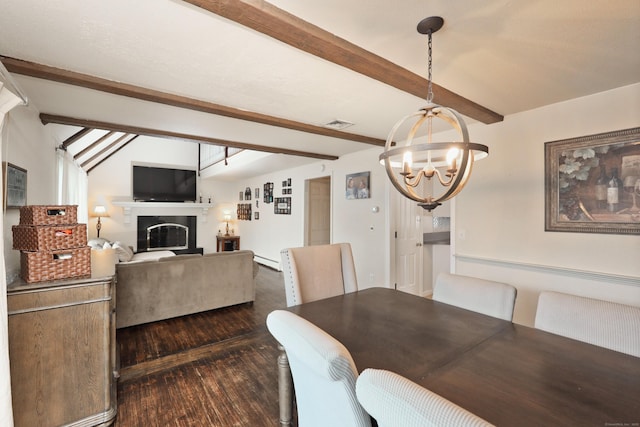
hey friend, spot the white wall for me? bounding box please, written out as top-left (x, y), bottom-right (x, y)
top-left (87, 136), bottom-right (218, 252)
top-left (206, 148), bottom-right (390, 289)
top-left (2, 105), bottom-right (58, 281)
top-left (451, 83), bottom-right (640, 326)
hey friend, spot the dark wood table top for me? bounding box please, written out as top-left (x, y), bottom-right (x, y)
top-left (289, 287), bottom-right (640, 426)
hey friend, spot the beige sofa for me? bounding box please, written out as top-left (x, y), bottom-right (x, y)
top-left (116, 250), bottom-right (258, 328)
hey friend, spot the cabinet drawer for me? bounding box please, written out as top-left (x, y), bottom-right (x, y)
top-left (8, 281), bottom-right (111, 314)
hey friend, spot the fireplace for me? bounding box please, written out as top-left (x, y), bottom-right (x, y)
top-left (137, 216), bottom-right (199, 254)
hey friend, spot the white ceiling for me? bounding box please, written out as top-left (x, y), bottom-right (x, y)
top-left (1, 0), bottom-right (639, 179)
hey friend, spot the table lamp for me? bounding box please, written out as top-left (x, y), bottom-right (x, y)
top-left (92, 205), bottom-right (109, 238)
top-left (224, 214), bottom-right (231, 236)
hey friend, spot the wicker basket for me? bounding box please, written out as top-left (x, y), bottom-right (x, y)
top-left (19, 205), bottom-right (78, 226)
top-left (12, 224), bottom-right (87, 251)
top-left (20, 247), bottom-right (91, 283)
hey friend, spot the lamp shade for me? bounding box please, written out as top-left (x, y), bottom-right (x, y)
top-left (92, 205), bottom-right (109, 217)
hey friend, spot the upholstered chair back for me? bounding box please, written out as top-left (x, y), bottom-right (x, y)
top-left (433, 273), bottom-right (517, 321)
top-left (280, 243), bottom-right (358, 307)
top-left (356, 368), bottom-right (494, 427)
top-left (535, 291), bottom-right (640, 357)
top-left (266, 310), bottom-right (371, 427)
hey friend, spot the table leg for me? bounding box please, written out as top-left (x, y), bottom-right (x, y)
top-left (277, 344), bottom-right (293, 426)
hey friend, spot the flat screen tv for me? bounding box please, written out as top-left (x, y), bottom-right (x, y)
top-left (132, 165), bottom-right (197, 202)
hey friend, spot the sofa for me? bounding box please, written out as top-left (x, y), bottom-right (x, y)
top-left (115, 250), bottom-right (258, 328)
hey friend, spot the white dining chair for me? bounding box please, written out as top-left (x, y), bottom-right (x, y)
top-left (356, 368), bottom-right (494, 427)
top-left (266, 310), bottom-right (371, 427)
top-left (433, 273), bottom-right (517, 321)
top-left (280, 243), bottom-right (358, 307)
top-left (535, 291), bottom-right (640, 357)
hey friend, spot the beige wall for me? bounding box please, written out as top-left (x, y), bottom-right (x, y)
top-left (452, 83), bottom-right (640, 326)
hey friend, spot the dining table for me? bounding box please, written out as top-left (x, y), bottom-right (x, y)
top-left (275, 287), bottom-right (640, 426)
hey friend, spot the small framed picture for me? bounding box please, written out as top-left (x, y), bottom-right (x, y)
top-left (255, 212), bottom-right (259, 220)
top-left (255, 187), bottom-right (259, 198)
top-left (239, 191), bottom-right (243, 201)
top-left (346, 171), bottom-right (371, 200)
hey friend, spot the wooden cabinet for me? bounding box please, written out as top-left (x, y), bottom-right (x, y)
top-left (216, 235), bottom-right (240, 252)
top-left (7, 276), bottom-right (117, 427)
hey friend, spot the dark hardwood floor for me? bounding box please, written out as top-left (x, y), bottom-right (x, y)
top-left (115, 265), bottom-right (289, 427)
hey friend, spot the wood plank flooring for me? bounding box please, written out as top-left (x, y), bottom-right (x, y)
top-left (114, 265), bottom-right (289, 426)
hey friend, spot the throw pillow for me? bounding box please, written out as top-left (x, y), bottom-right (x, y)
top-left (88, 238), bottom-right (111, 249)
top-left (112, 241), bottom-right (134, 262)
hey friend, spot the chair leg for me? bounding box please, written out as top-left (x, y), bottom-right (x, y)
top-left (277, 344), bottom-right (294, 426)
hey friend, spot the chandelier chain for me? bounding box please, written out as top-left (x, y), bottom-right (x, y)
top-left (426, 30), bottom-right (434, 104)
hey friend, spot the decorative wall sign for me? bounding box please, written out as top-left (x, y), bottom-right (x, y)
top-left (274, 197), bottom-right (291, 215)
top-left (346, 171), bottom-right (371, 199)
top-left (244, 187), bottom-right (252, 200)
top-left (545, 127), bottom-right (640, 235)
top-left (3, 162), bottom-right (27, 208)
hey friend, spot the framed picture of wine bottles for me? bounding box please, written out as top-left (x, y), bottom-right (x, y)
top-left (545, 127), bottom-right (640, 235)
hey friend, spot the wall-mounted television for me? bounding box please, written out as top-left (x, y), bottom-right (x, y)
top-left (132, 165), bottom-right (197, 202)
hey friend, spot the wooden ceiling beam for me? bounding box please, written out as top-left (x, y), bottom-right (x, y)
top-left (73, 131), bottom-right (115, 160)
top-left (80, 133), bottom-right (131, 168)
top-left (87, 135), bottom-right (139, 174)
top-left (40, 114), bottom-right (339, 161)
top-left (1, 56), bottom-right (384, 146)
top-left (183, 0), bottom-right (503, 124)
top-left (60, 127), bottom-right (92, 150)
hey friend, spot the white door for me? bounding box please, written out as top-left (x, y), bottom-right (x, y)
top-left (394, 190), bottom-right (424, 295)
top-left (305, 176), bottom-right (331, 246)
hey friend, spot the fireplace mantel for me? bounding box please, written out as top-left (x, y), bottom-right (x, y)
top-left (112, 201), bottom-right (215, 223)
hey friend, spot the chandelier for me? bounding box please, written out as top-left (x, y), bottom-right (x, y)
top-left (380, 16), bottom-right (489, 211)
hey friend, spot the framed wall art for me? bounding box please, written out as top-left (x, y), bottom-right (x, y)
top-left (274, 197), bottom-right (291, 215)
top-left (3, 162), bottom-right (27, 208)
top-left (545, 127), bottom-right (640, 235)
top-left (263, 182), bottom-right (274, 203)
top-left (346, 171), bottom-right (370, 199)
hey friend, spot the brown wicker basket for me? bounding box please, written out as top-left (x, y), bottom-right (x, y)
top-left (19, 205), bottom-right (78, 226)
top-left (12, 224), bottom-right (87, 251)
top-left (20, 246), bottom-right (91, 283)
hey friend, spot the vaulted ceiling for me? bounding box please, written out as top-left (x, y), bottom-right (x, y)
top-left (1, 0), bottom-right (638, 179)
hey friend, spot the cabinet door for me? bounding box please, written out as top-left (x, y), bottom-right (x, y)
top-left (8, 280), bottom-right (114, 427)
